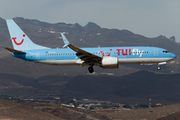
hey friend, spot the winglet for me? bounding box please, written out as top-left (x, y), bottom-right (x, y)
top-left (60, 33), bottom-right (70, 48)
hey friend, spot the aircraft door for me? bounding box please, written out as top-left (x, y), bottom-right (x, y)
top-left (154, 49), bottom-right (158, 57)
top-left (36, 52), bottom-right (40, 60)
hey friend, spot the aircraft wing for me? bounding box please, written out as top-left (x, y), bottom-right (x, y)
top-left (67, 44), bottom-right (102, 63)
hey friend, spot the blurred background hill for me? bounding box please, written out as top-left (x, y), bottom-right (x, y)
top-left (0, 17), bottom-right (179, 77)
top-left (0, 17), bottom-right (179, 104)
top-left (1, 17), bottom-right (180, 119)
top-left (0, 71), bottom-right (180, 105)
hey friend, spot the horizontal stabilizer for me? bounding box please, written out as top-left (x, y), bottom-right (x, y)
top-left (5, 47), bottom-right (26, 54)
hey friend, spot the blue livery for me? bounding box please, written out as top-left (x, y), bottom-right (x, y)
top-left (5, 20), bottom-right (176, 73)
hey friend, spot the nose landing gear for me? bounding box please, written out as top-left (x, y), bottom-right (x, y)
top-left (157, 66), bottom-right (161, 70)
top-left (157, 62), bottom-right (166, 70)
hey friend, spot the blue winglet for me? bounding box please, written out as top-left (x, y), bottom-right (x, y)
top-left (60, 33), bottom-right (70, 48)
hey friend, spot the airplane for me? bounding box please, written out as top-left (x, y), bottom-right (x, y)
top-left (5, 19), bottom-right (176, 73)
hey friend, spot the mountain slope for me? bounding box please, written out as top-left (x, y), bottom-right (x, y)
top-left (0, 71), bottom-right (180, 104)
top-left (0, 17), bottom-right (179, 76)
top-left (62, 71), bottom-right (180, 104)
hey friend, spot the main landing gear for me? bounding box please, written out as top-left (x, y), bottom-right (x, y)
top-left (88, 66), bottom-right (94, 73)
top-left (88, 63), bottom-right (94, 73)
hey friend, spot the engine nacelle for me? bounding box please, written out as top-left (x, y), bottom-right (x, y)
top-left (101, 57), bottom-right (118, 69)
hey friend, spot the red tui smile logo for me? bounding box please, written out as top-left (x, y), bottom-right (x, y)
top-left (12, 34), bottom-right (25, 45)
top-left (100, 49), bottom-right (112, 57)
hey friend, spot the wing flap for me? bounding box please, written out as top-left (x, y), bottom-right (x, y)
top-left (68, 44), bottom-right (99, 57)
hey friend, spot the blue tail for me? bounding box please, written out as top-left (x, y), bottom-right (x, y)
top-left (6, 19), bottom-right (49, 51)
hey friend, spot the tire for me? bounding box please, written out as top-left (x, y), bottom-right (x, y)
top-left (88, 67), bottom-right (94, 73)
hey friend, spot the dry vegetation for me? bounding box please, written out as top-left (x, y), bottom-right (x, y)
top-left (1, 97), bottom-right (180, 120)
top-left (0, 99), bottom-right (63, 120)
top-left (0, 99), bottom-right (112, 120)
top-left (107, 104), bottom-right (180, 120)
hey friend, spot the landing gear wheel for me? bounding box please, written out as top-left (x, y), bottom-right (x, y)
top-left (88, 67), bottom-right (94, 73)
top-left (157, 66), bottom-right (161, 70)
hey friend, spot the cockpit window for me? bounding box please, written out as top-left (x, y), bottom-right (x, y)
top-left (163, 51), bottom-right (169, 53)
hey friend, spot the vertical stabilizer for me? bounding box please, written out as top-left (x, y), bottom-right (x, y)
top-left (6, 19), bottom-right (49, 50)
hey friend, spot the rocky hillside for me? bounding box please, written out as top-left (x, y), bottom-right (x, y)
top-left (0, 17), bottom-right (179, 76)
top-left (1, 17), bottom-right (179, 55)
top-left (0, 71), bottom-right (180, 104)
top-left (0, 99), bottom-right (111, 120)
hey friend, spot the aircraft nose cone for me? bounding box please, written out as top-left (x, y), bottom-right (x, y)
top-left (171, 53), bottom-right (176, 59)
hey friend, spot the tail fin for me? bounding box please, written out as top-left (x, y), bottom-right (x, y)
top-left (6, 19), bottom-right (49, 50)
top-left (60, 33), bottom-right (70, 48)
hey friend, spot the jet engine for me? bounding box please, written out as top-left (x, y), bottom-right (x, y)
top-left (101, 57), bottom-right (118, 69)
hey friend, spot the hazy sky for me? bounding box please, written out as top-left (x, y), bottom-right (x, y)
top-left (1, 0), bottom-right (180, 42)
